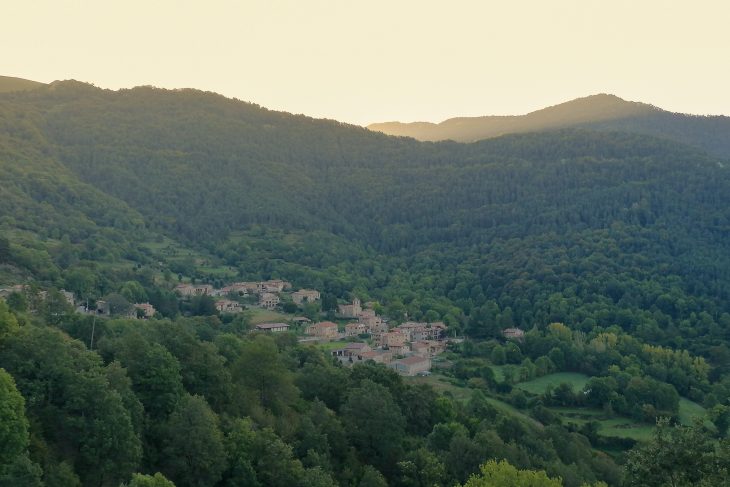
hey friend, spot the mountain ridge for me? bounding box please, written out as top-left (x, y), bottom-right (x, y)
top-left (368, 93), bottom-right (730, 158)
top-left (0, 75), bottom-right (45, 93)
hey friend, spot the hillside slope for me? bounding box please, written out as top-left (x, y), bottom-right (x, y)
top-left (1, 81), bottom-right (730, 354)
top-left (0, 75), bottom-right (45, 93)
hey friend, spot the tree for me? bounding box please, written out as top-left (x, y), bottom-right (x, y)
top-left (396, 448), bottom-right (446, 487)
top-left (220, 418), bottom-right (260, 487)
top-left (710, 404), bottom-right (730, 437)
top-left (359, 466), bottom-right (388, 487)
top-left (233, 334), bottom-right (298, 413)
top-left (491, 345), bottom-right (507, 365)
top-left (624, 419), bottom-right (717, 487)
top-left (64, 267), bottom-right (98, 299)
top-left (188, 295), bottom-right (217, 316)
top-left (446, 432), bottom-right (486, 482)
top-left (114, 335), bottom-right (184, 419)
top-left (105, 292), bottom-right (134, 316)
top-left (123, 472), bottom-right (176, 487)
top-left (462, 460), bottom-right (563, 487)
top-left (120, 281), bottom-right (149, 304)
top-left (4, 293), bottom-right (26, 313)
top-left (0, 301), bottom-right (19, 339)
top-left (302, 467), bottom-right (337, 487)
top-left (0, 237), bottom-right (10, 264)
top-left (583, 377), bottom-right (617, 409)
top-left (0, 369), bottom-right (29, 468)
top-left (0, 327), bottom-right (141, 486)
top-left (160, 394), bottom-right (226, 487)
top-left (247, 426), bottom-right (306, 487)
top-left (342, 379), bottom-right (405, 475)
top-left (296, 362), bottom-right (349, 412)
top-left (0, 455), bottom-right (43, 487)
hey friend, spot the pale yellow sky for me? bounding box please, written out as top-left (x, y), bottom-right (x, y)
top-left (4, 0), bottom-right (729, 125)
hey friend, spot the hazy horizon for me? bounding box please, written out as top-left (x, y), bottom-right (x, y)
top-left (5, 0), bottom-right (730, 125)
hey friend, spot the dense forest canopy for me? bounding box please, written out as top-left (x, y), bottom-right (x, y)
top-left (1, 79), bottom-right (730, 486)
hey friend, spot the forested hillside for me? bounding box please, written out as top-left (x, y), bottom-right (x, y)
top-left (1, 80), bottom-right (730, 486)
top-left (368, 94), bottom-right (730, 158)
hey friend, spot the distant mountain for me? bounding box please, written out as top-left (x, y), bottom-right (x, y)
top-left (0, 75), bottom-right (45, 93)
top-left (368, 94), bottom-right (730, 158)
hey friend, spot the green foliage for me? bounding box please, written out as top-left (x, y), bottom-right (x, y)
top-left (112, 333), bottom-right (184, 419)
top-left (0, 326), bottom-right (141, 486)
top-left (0, 368), bottom-right (29, 467)
top-left (123, 472), bottom-right (176, 487)
top-left (0, 454), bottom-right (43, 487)
top-left (160, 394), bottom-right (226, 487)
top-left (0, 301), bottom-right (18, 339)
top-left (359, 465), bottom-right (388, 487)
top-left (233, 334), bottom-right (298, 414)
top-left (396, 447), bottom-right (447, 487)
top-left (624, 419), bottom-right (729, 487)
top-left (342, 379), bottom-right (405, 475)
top-left (462, 459), bottom-right (563, 487)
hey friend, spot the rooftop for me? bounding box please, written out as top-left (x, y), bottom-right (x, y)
top-left (397, 356), bottom-right (430, 365)
top-left (256, 323), bottom-right (290, 330)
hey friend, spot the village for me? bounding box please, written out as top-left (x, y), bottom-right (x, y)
top-left (1, 278), bottom-right (463, 377)
top-left (0, 278), bottom-right (532, 378)
top-left (173, 280), bottom-right (451, 377)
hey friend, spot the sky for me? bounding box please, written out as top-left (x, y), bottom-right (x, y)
top-left (4, 0), bottom-right (730, 125)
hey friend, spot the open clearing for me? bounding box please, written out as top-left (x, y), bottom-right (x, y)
top-left (515, 372), bottom-right (590, 395)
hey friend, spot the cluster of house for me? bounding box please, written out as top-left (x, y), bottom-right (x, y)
top-left (174, 279), bottom-right (301, 312)
top-left (296, 299), bottom-right (448, 375)
top-left (0, 285), bottom-right (76, 308)
top-left (331, 324), bottom-right (447, 376)
top-left (246, 293), bottom-right (448, 376)
top-left (78, 299), bottom-right (157, 319)
top-left (330, 342), bottom-right (433, 376)
top-left (0, 284), bottom-right (158, 320)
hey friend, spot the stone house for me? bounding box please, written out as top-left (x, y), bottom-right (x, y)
top-left (175, 284), bottom-right (213, 296)
top-left (345, 322), bottom-right (368, 337)
top-left (305, 321), bottom-right (339, 339)
top-left (357, 350), bottom-right (392, 364)
top-left (134, 302), bottom-right (156, 318)
top-left (291, 289), bottom-right (320, 305)
top-left (390, 356), bottom-right (431, 376)
top-left (357, 309), bottom-right (387, 332)
top-left (255, 323), bottom-right (290, 333)
top-left (259, 292), bottom-right (280, 310)
top-left (332, 342), bottom-right (372, 358)
top-left (411, 340), bottom-right (447, 357)
top-left (60, 290), bottom-right (75, 307)
top-left (338, 298), bottom-right (362, 318)
top-left (396, 321), bottom-right (447, 341)
top-left (388, 343), bottom-right (410, 357)
top-left (502, 327), bottom-right (525, 340)
top-left (215, 299), bottom-right (242, 313)
top-left (380, 331), bottom-right (407, 348)
top-left (257, 280), bottom-right (291, 293)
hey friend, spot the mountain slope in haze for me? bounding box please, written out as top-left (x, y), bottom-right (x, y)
top-left (0, 89), bottom-right (165, 284)
top-left (0, 75), bottom-right (45, 93)
top-left (368, 94), bottom-right (730, 158)
top-left (2, 80), bottom-right (730, 354)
